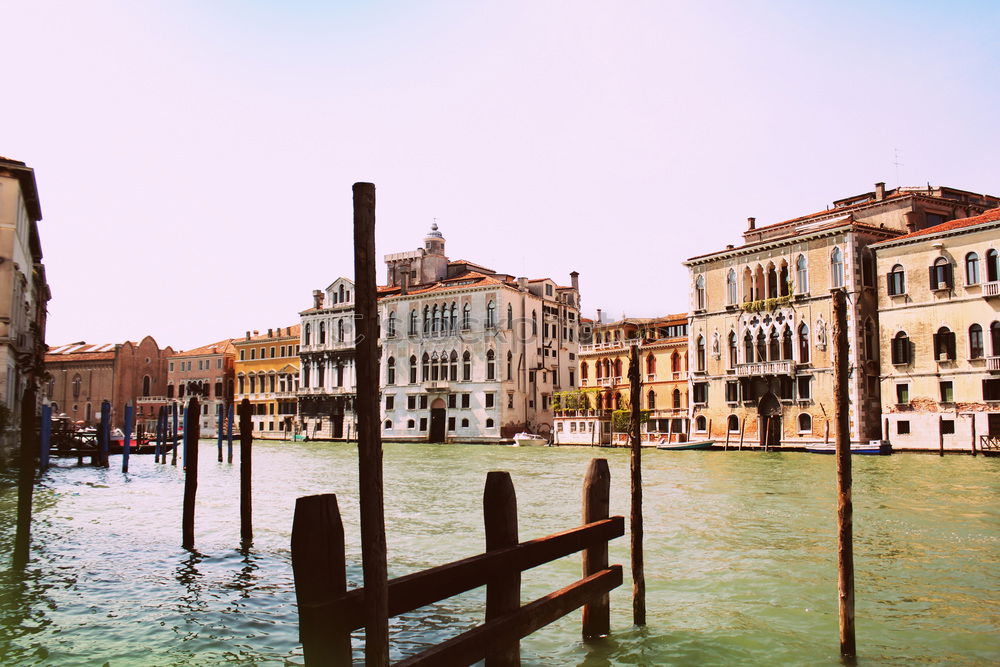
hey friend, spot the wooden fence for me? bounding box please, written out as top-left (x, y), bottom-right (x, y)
top-left (291, 458), bottom-right (624, 665)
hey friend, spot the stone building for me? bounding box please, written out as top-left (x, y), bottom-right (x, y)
top-left (44, 337), bottom-right (174, 431)
top-left (378, 225), bottom-right (581, 443)
top-left (684, 183), bottom-right (1000, 448)
top-left (160, 339), bottom-right (235, 435)
top-left (233, 326), bottom-right (300, 439)
top-left (0, 156), bottom-right (51, 465)
top-left (872, 207), bottom-right (1000, 451)
top-left (298, 278), bottom-right (358, 440)
top-left (566, 314), bottom-right (689, 445)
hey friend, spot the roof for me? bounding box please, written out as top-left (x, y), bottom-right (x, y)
top-left (592, 313), bottom-right (688, 328)
top-left (45, 341), bottom-right (119, 363)
top-left (175, 338), bottom-right (235, 357)
top-left (872, 206), bottom-right (1000, 245)
top-left (236, 325), bottom-right (301, 343)
top-left (0, 156), bottom-right (42, 222)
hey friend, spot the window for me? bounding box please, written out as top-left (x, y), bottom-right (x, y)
top-left (486, 418), bottom-right (495, 428)
top-left (462, 304), bottom-right (471, 330)
top-left (693, 382), bottom-right (708, 405)
top-left (385, 395), bottom-right (394, 410)
top-left (798, 413), bottom-right (812, 433)
top-left (672, 388), bottom-right (681, 409)
top-left (728, 415), bottom-right (739, 432)
top-left (933, 327), bottom-right (956, 361)
top-left (891, 332), bottom-right (911, 365)
top-left (782, 328), bottom-right (793, 360)
top-left (304, 324), bottom-right (311, 345)
top-left (461, 394), bottom-right (470, 409)
top-left (419, 418), bottom-right (427, 431)
top-left (387, 357), bottom-right (396, 384)
top-left (984, 378), bottom-right (1000, 401)
top-left (448, 417), bottom-right (456, 431)
top-left (387, 312), bottom-right (397, 337)
top-left (507, 351), bottom-right (513, 380)
top-left (486, 350), bottom-right (496, 380)
top-left (486, 301), bottom-right (496, 329)
top-left (507, 304), bottom-right (513, 329)
top-left (384, 420), bottom-right (392, 430)
top-left (461, 418), bottom-right (469, 428)
top-left (72, 374), bottom-right (82, 398)
top-left (725, 381), bottom-right (739, 403)
top-left (696, 335), bottom-right (706, 371)
top-left (485, 393), bottom-right (495, 408)
top-left (695, 275), bottom-right (706, 310)
top-left (797, 323), bottom-right (810, 363)
top-left (993, 322), bottom-right (1000, 356)
top-left (508, 393), bottom-right (514, 409)
top-left (695, 415), bottom-right (707, 432)
top-left (896, 383), bottom-right (909, 404)
top-left (796, 255), bottom-right (808, 293)
top-left (797, 376), bottom-right (812, 400)
top-left (646, 353), bottom-right (656, 376)
top-left (940, 419), bottom-right (955, 435)
top-left (239, 350), bottom-right (245, 361)
top-left (462, 352), bottom-right (471, 381)
top-left (409, 310), bottom-right (418, 336)
top-left (419, 395), bottom-right (428, 409)
top-left (647, 390), bottom-right (656, 410)
top-left (728, 332), bottom-right (738, 367)
top-left (930, 257), bottom-right (953, 290)
top-left (970, 324), bottom-right (984, 359)
top-left (250, 348), bottom-right (256, 360)
top-left (897, 420), bottom-right (910, 435)
top-left (830, 247), bottom-right (844, 288)
top-left (940, 380), bottom-right (954, 403)
top-left (726, 269), bottom-right (737, 305)
top-left (407, 395), bottom-right (416, 410)
top-left (887, 264), bottom-right (905, 295)
top-left (966, 253), bottom-right (980, 285)
top-left (987, 249), bottom-right (1000, 282)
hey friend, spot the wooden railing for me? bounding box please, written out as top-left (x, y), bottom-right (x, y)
top-left (980, 435), bottom-right (1000, 453)
top-left (291, 458), bottom-right (624, 665)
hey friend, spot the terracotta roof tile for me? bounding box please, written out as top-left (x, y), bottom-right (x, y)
top-left (876, 206), bottom-right (1000, 243)
top-left (176, 339), bottom-right (236, 357)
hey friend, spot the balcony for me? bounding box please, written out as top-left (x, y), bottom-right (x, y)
top-left (596, 376), bottom-right (622, 387)
top-left (983, 281), bottom-right (1000, 298)
top-left (579, 338), bottom-right (642, 354)
top-left (736, 360), bottom-right (796, 376)
top-left (988, 356), bottom-right (1000, 372)
top-left (424, 380), bottom-right (449, 392)
top-left (297, 386), bottom-right (349, 396)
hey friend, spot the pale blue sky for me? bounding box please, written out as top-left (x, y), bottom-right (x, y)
top-left (4, 0), bottom-right (998, 350)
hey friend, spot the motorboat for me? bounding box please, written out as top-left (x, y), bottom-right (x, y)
top-left (512, 432), bottom-right (548, 447)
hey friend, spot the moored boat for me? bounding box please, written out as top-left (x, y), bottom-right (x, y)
top-left (656, 439), bottom-right (714, 451)
top-left (512, 432), bottom-right (548, 447)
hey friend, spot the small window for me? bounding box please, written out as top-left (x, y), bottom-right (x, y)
top-left (461, 394), bottom-right (470, 409)
top-left (966, 252), bottom-right (980, 285)
top-left (983, 379), bottom-right (1000, 401)
top-left (831, 247), bottom-right (844, 288)
top-left (486, 418), bottom-right (495, 428)
top-left (797, 376), bottom-right (812, 400)
top-left (970, 324), bottom-right (984, 359)
top-left (940, 419), bottom-right (955, 435)
top-left (485, 393), bottom-right (495, 408)
top-left (695, 415), bottom-right (707, 432)
top-left (725, 381), bottom-right (739, 403)
top-left (407, 419), bottom-right (415, 429)
top-left (695, 275), bottom-right (706, 310)
top-left (896, 383), bottom-right (909, 404)
top-left (384, 420), bottom-right (393, 430)
top-left (693, 382), bottom-right (708, 405)
top-left (940, 380), bottom-right (954, 403)
top-left (385, 395), bottom-right (394, 410)
top-left (448, 417), bottom-right (456, 431)
top-left (930, 257), bottom-right (953, 290)
top-left (897, 420), bottom-right (910, 435)
top-left (727, 415), bottom-right (739, 432)
top-left (419, 418), bottom-right (427, 431)
top-left (891, 332), bottom-right (911, 365)
top-left (798, 413), bottom-right (812, 433)
top-left (419, 395), bottom-right (428, 409)
top-left (407, 396), bottom-right (416, 410)
top-left (887, 265), bottom-right (905, 295)
top-left (933, 327), bottom-right (956, 361)
top-left (461, 418), bottom-right (470, 428)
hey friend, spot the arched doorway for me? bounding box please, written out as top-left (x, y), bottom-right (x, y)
top-left (758, 392), bottom-right (782, 449)
top-left (430, 397), bottom-right (446, 443)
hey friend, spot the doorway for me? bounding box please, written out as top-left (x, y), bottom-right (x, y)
top-left (430, 397), bottom-right (446, 442)
top-left (758, 392), bottom-right (782, 448)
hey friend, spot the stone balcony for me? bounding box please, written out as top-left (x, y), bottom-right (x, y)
top-left (987, 356), bottom-right (1000, 372)
top-left (736, 360), bottom-right (796, 376)
top-left (424, 380), bottom-right (450, 392)
top-left (983, 281), bottom-right (1000, 298)
top-left (578, 338), bottom-right (642, 354)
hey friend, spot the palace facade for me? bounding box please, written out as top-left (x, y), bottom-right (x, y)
top-left (233, 326), bottom-right (300, 439)
top-left (298, 278), bottom-right (358, 440)
top-left (159, 339), bottom-right (235, 435)
top-left (684, 183), bottom-right (1000, 448)
top-left (378, 225), bottom-right (581, 443)
top-left (872, 207), bottom-right (1000, 451)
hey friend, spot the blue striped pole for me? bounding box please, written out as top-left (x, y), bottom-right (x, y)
top-left (171, 402), bottom-right (179, 466)
top-left (155, 406), bottom-right (163, 463)
top-left (39, 403), bottom-right (52, 472)
top-left (99, 400), bottom-right (111, 468)
top-left (227, 403), bottom-right (234, 463)
top-left (217, 403), bottom-right (224, 462)
top-left (123, 402), bottom-right (133, 473)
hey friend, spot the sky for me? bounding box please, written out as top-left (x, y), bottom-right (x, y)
top-left (4, 0), bottom-right (998, 351)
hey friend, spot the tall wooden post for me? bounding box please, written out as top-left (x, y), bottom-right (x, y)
top-left (353, 181), bottom-right (389, 666)
top-left (582, 458), bottom-right (610, 639)
top-left (628, 344), bottom-right (646, 626)
top-left (832, 289), bottom-right (856, 658)
top-left (227, 402), bottom-right (234, 463)
top-left (739, 416), bottom-right (746, 451)
top-left (724, 418), bottom-right (730, 450)
top-left (182, 397), bottom-right (200, 550)
top-left (172, 402), bottom-right (179, 466)
top-left (239, 398), bottom-right (253, 544)
top-left (123, 402), bottom-right (133, 473)
top-left (217, 403), bottom-right (224, 462)
top-left (971, 415), bottom-right (977, 456)
top-left (13, 386), bottom-right (37, 569)
top-left (292, 494), bottom-right (351, 665)
top-left (99, 400), bottom-right (111, 467)
top-left (938, 415), bottom-right (945, 456)
top-left (484, 471), bottom-right (520, 665)
top-left (39, 402), bottom-right (51, 472)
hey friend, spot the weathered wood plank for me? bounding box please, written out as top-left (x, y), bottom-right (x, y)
top-left (484, 471), bottom-right (520, 665)
top-left (582, 459), bottom-right (611, 640)
top-left (832, 289), bottom-right (855, 658)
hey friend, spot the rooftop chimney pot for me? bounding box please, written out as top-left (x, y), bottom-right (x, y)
top-left (747, 217), bottom-right (756, 230)
top-left (875, 182), bottom-right (886, 201)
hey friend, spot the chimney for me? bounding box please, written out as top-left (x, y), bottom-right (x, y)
top-left (747, 217), bottom-right (756, 230)
top-left (245, 331), bottom-right (251, 340)
top-left (875, 182), bottom-right (886, 201)
top-left (570, 271), bottom-right (579, 291)
top-left (253, 330), bottom-right (259, 337)
top-left (401, 270), bottom-right (409, 295)
top-left (517, 276), bottom-right (528, 290)
top-left (904, 211), bottom-right (917, 233)
top-left (312, 289), bottom-right (323, 309)
top-left (726, 244), bottom-right (734, 250)
top-left (267, 328), bottom-right (273, 338)
top-left (596, 308), bottom-right (603, 323)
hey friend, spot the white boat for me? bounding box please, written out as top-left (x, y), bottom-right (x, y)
top-left (512, 432), bottom-right (548, 447)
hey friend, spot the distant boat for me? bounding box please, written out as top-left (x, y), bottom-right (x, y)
top-left (656, 439), bottom-right (714, 451)
top-left (512, 432), bottom-right (548, 447)
top-left (805, 441), bottom-right (892, 455)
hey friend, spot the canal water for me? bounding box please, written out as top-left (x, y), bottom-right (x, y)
top-left (1, 442), bottom-right (998, 666)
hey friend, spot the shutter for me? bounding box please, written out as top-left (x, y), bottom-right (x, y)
top-left (891, 337), bottom-right (900, 364)
top-left (932, 332), bottom-right (940, 359)
top-left (947, 332), bottom-right (957, 360)
top-left (928, 266), bottom-right (936, 289)
top-left (886, 272), bottom-right (894, 294)
top-left (944, 263), bottom-right (954, 288)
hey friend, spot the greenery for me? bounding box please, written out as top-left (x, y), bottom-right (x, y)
top-left (742, 294), bottom-right (793, 313)
top-left (552, 388), bottom-right (601, 412)
top-left (612, 408), bottom-right (650, 433)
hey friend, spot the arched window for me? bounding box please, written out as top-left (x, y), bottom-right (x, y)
top-left (462, 351), bottom-right (472, 381)
top-left (887, 264), bottom-right (905, 296)
top-left (756, 330), bottom-right (767, 362)
top-left (532, 311), bottom-right (538, 335)
top-left (142, 375), bottom-right (151, 397)
top-left (966, 253), bottom-right (980, 285)
top-left (486, 350), bottom-right (496, 380)
top-left (987, 249), bottom-right (1000, 282)
top-left (647, 390), bottom-right (656, 410)
top-left (432, 304), bottom-right (440, 333)
top-left (581, 362), bottom-right (589, 379)
top-left (450, 303), bottom-right (457, 331)
top-left (933, 326), bottom-right (956, 361)
top-left (992, 321), bottom-right (1000, 356)
top-left (167, 384), bottom-right (174, 398)
top-left (507, 350), bottom-right (513, 380)
top-left (768, 329), bottom-right (780, 361)
top-left (486, 301), bottom-right (496, 328)
top-left (782, 328), bottom-right (793, 360)
top-left (798, 323), bottom-right (810, 363)
top-left (779, 261), bottom-right (790, 296)
top-left (695, 275), bottom-right (706, 310)
top-left (421, 353), bottom-right (430, 381)
top-left (85, 402), bottom-right (92, 423)
top-left (613, 392), bottom-right (621, 410)
top-left (507, 304), bottom-right (513, 329)
top-left (695, 415), bottom-right (707, 432)
top-left (930, 257), bottom-right (953, 290)
top-left (672, 388), bottom-right (681, 409)
top-left (766, 263), bottom-right (778, 298)
top-left (796, 255), bottom-right (808, 293)
top-left (409, 309), bottom-right (418, 336)
top-left (865, 319), bottom-right (877, 361)
top-left (486, 418), bottom-right (495, 429)
top-left (646, 354), bottom-right (656, 375)
top-left (423, 306), bottom-right (430, 334)
top-left (384, 420), bottom-right (393, 430)
top-left (339, 285), bottom-right (345, 302)
top-left (891, 331), bottom-right (910, 365)
top-left (409, 356), bottom-right (418, 383)
top-left (744, 332), bottom-right (754, 363)
top-left (319, 321), bottom-right (326, 344)
top-left (728, 332), bottom-right (738, 367)
top-left (338, 319), bottom-right (345, 342)
top-left (671, 351), bottom-right (681, 373)
top-left (831, 247), bottom-right (844, 288)
top-left (450, 350), bottom-right (458, 380)
top-left (728, 415), bottom-right (739, 432)
top-left (614, 359), bottom-right (623, 377)
top-left (726, 269), bottom-right (737, 305)
top-left (387, 357), bottom-right (396, 384)
top-left (798, 413), bottom-right (812, 433)
top-left (969, 324), bottom-right (984, 359)
top-left (696, 335), bottom-right (706, 371)
top-left (387, 312), bottom-right (397, 337)
top-left (462, 304), bottom-right (471, 330)
top-left (214, 382), bottom-right (222, 397)
top-left (304, 324), bottom-right (311, 345)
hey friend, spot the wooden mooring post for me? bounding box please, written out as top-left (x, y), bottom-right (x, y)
top-left (832, 289), bottom-right (856, 659)
top-left (239, 398), bottom-right (253, 544)
top-left (582, 458), bottom-right (611, 640)
top-left (217, 403), bottom-right (224, 462)
top-left (484, 471), bottom-right (520, 665)
top-left (122, 401), bottom-right (133, 473)
top-left (628, 343), bottom-right (645, 626)
top-left (739, 416), bottom-right (746, 451)
top-left (227, 402), bottom-right (234, 463)
top-left (971, 416), bottom-right (977, 456)
top-left (13, 386), bottom-right (38, 569)
top-left (171, 402), bottom-right (179, 466)
top-left (99, 400), bottom-right (111, 468)
top-left (39, 402), bottom-right (51, 472)
top-left (938, 415), bottom-right (945, 456)
top-left (182, 397), bottom-right (200, 550)
top-left (354, 181), bottom-right (389, 666)
top-left (154, 406), bottom-right (163, 463)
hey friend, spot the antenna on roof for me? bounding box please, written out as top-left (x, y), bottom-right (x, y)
top-left (893, 148), bottom-right (903, 189)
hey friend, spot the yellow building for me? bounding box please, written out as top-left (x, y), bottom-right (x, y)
top-left (872, 207), bottom-right (1000, 451)
top-left (233, 325), bottom-right (300, 439)
top-left (565, 314), bottom-right (688, 445)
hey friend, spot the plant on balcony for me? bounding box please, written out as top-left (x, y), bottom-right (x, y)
top-left (552, 388), bottom-right (600, 413)
top-left (611, 407), bottom-right (649, 433)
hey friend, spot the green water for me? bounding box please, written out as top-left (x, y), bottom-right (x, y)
top-left (1, 443), bottom-right (998, 666)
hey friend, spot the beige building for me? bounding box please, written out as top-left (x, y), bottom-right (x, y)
top-left (684, 183), bottom-right (1000, 449)
top-left (0, 156), bottom-right (50, 465)
top-left (233, 326), bottom-right (300, 439)
top-left (872, 207), bottom-right (1000, 451)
